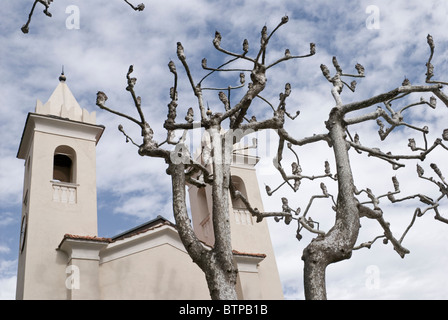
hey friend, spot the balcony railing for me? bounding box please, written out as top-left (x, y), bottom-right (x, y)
top-left (233, 208), bottom-right (254, 225)
top-left (51, 180), bottom-right (77, 204)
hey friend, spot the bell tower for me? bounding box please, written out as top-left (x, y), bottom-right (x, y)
top-left (16, 73), bottom-right (104, 299)
top-left (188, 137), bottom-right (284, 299)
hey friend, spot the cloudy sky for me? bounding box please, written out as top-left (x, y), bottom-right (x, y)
top-left (1, 0), bottom-right (448, 300)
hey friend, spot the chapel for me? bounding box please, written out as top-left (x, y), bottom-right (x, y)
top-left (15, 74), bottom-right (284, 300)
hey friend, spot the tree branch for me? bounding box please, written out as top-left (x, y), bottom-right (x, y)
top-left (123, 0), bottom-right (145, 11)
top-left (425, 34), bottom-right (448, 86)
top-left (22, 0), bottom-right (53, 34)
top-left (176, 43), bottom-right (208, 121)
top-left (96, 91), bottom-right (143, 128)
top-left (212, 31), bottom-right (257, 64)
top-left (168, 163), bottom-right (211, 268)
top-left (22, 0), bottom-right (144, 34)
top-left (341, 84), bottom-right (447, 114)
top-left (266, 43), bottom-right (316, 69)
top-left (277, 128), bottom-right (331, 147)
top-left (347, 138), bottom-right (445, 169)
top-left (357, 203), bottom-right (410, 258)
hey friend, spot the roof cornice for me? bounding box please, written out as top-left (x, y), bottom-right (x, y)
top-left (17, 112), bottom-right (105, 159)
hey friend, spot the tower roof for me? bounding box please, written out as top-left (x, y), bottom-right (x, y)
top-left (35, 73), bottom-right (96, 124)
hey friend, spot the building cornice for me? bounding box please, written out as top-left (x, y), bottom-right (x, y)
top-left (17, 112), bottom-right (105, 159)
top-left (58, 235), bottom-right (110, 261)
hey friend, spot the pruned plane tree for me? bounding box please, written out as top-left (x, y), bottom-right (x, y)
top-left (95, 16), bottom-right (315, 300)
top-left (21, 0), bottom-right (145, 33)
top-left (260, 33), bottom-right (448, 299)
top-left (96, 14), bottom-right (448, 300)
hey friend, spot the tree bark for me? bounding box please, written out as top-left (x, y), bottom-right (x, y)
top-left (302, 107), bottom-right (361, 300)
top-left (208, 125), bottom-right (238, 300)
top-left (169, 129), bottom-right (238, 300)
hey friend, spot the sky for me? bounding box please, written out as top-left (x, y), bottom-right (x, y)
top-left (1, 0), bottom-right (448, 300)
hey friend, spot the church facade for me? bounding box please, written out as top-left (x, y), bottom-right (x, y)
top-left (15, 74), bottom-right (284, 300)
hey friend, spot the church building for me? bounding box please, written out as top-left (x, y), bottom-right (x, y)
top-left (15, 74), bottom-right (284, 300)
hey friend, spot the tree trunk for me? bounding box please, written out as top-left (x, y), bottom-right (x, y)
top-left (302, 108), bottom-right (361, 300)
top-left (169, 127), bottom-right (238, 300)
top-left (205, 256), bottom-right (238, 300)
top-left (302, 243), bottom-right (328, 299)
top-left (208, 126), bottom-right (238, 299)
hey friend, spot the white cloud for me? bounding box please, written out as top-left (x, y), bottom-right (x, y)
top-left (0, 276), bottom-right (16, 300)
top-left (0, 259), bottom-right (17, 300)
top-left (0, 245), bottom-right (11, 254)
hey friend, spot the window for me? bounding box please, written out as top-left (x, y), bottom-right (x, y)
top-left (53, 146), bottom-right (76, 183)
top-left (231, 176), bottom-right (254, 225)
top-left (23, 189), bottom-right (28, 207)
top-left (20, 214), bottom-right (27, 253)
top-left (53, 154), bottom-right (72, 182)
top-left (197, 187), bottom-right (209, 222)
top-left (231, 176), bottom-right (247, 209)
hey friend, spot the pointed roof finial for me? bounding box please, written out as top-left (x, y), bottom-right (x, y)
top-left (59, 65), bottom-right (66, 82)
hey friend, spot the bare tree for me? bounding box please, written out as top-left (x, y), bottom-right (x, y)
top-left (95, 13), bottom-right (447, 300)
top-left (95, 16), bottom-right (315, 299)
top-left (21, 0), bottom-right (145, 34)
top-left (254, 34), bottom-right (448, 299)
